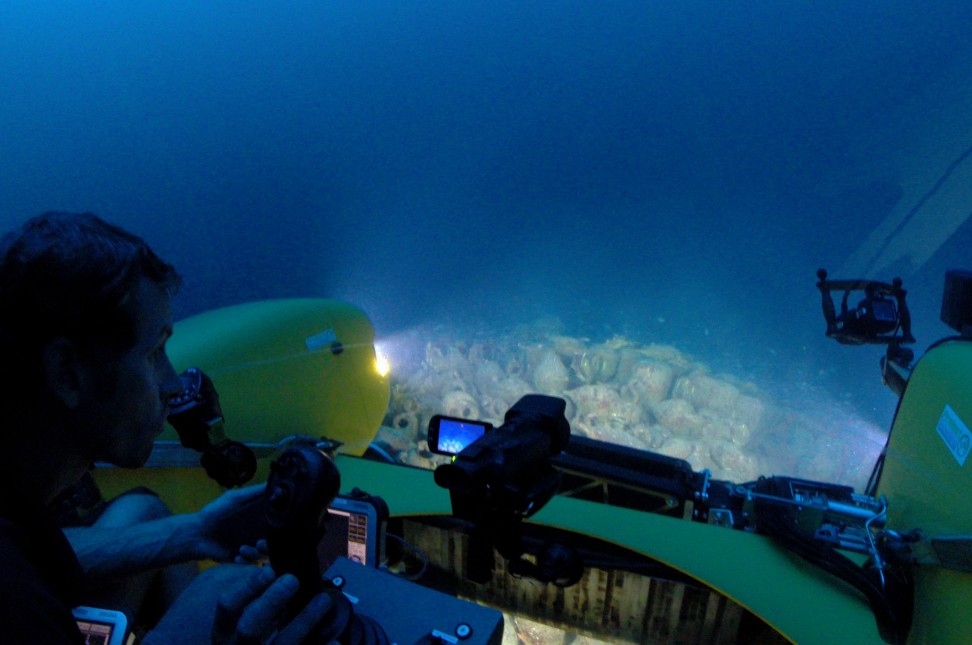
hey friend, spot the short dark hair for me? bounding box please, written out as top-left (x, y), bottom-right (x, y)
top-left (0, 212), bottom-right (181, 399)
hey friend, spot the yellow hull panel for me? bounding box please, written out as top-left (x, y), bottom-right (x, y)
top-left (878, 340), bottom-right (972, 644)
top-left (95, 297), bottom-right (390, 510)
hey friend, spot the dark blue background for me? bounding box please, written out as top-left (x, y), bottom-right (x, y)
top-left (3, 1), bottom-right (971, 458)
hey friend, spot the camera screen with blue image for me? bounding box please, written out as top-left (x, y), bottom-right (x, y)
top-left (428, 415), bottom-right (493, 456)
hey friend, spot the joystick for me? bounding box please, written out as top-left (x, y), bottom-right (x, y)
top-left (264, 445), bottom-right (389, 644)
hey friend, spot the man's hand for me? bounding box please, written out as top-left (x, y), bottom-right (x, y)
top-left (143, 564), bottom-right (332, 645)
top-left (65, 483), bottom-right (269, 582)
top-left (213, 566), bottom-right (332, 644)
top-left (189, 483), bottom-right (268, 561)
top-left (235, 538), bottom-right (270, 566)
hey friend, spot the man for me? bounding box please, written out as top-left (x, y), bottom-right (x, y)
top-left (0, 212), bottom-right (328, 643)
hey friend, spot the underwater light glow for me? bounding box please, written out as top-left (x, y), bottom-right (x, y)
top-left (373, 330), bottom-right (427, 378)
top-left (374, 346), bottom-right (391, 377)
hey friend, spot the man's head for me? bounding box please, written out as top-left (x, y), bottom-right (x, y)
top-left (0, 212), bottom-right (183, 467)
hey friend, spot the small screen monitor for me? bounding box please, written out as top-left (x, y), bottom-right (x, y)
top-left (428, 415), bottom-right (493, 456)
top-left (318, 495), bottom-right (384, 569)
top-left (73, 606), bottom-right (129, 645)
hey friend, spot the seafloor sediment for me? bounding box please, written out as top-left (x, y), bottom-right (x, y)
top-left (375, 322), bottom-right (877, 489)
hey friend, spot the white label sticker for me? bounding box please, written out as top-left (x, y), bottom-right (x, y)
top-left (305, 328), bottom-right (337, 351)
top-left (936, 404), bottom-right (972, 467)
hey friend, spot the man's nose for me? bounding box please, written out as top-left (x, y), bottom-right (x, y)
top-left (160, 356), bottom-right (182, 401)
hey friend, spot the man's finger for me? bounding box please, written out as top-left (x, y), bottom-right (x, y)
top-left (230, 482), bottom-right (267, 502)
top-left (270, 592), bottom-right (334, 645)
top-left (233, 574), bottom-right (300, 641)
top-left (237, 544), bottom-right (264, 563)
top-left (212, 566), bottom-right (276, 640)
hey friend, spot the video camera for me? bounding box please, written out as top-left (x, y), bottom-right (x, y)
top-left (166, 367), bottom-right (257, 488)
top-left (431, 394), bottom-right (570, 520)
top-left (815, 269), bottom-right (914, 346)
top-left (428, 395), bottom-right (580, 586)
top-left (816, 270), bottom-right (917, 395)
top-left (817, 269), bottom-right (972, 396)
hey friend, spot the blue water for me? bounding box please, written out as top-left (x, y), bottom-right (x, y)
top-left (3, 1), bottom-right (972, 485)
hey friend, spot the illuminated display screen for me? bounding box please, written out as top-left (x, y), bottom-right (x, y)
top-left (437, 419), bottom-right (488, 454)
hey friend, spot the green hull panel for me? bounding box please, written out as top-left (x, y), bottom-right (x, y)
top-left (93, 302), bottom-right (972, 645)
top-left (334, 456), bottom-right (883, 645)
top-left (878, 340), bottom-right (972, 644)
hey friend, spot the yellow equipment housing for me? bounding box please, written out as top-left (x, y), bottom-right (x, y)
top-left (876, 338), bottom-right (972, 644)
top-left (95, 298), bottom-right (390, 513)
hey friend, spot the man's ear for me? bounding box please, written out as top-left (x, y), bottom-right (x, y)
top-left (42, 337), bottom-right (84, 409)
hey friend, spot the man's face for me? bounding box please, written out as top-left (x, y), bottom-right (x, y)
top-left (80, 277), bottom-right (182, 468)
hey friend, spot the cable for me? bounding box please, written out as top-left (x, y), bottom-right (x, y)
top-left (753, 477), bottom-right (912, 644)
top-left (383, 532), bottom-right (430, 582)
top-left (201, 341), bottom-right (378, 378)
top-left (865, 497), bottom-right (889, 587)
